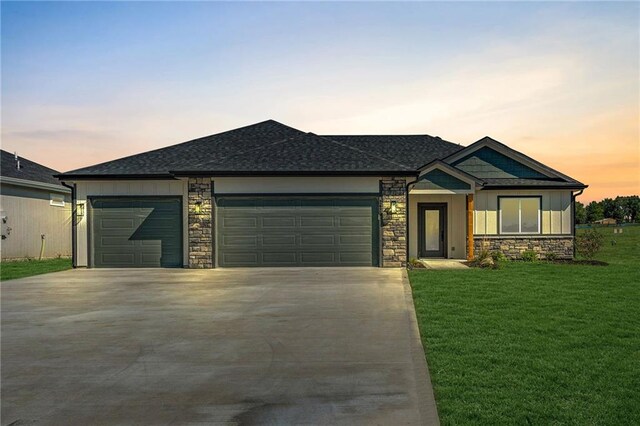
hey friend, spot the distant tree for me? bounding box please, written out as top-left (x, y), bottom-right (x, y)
top-left (601, 198), bottom-right (624, 221)
top-left (575, 201), bottom-right (586, 224)
top-left (586, 201), bottom-right (604, 223)
top-left (620, 196), bottom-right (640, 223)
top-left (575, 201), bottom-right (587, 224)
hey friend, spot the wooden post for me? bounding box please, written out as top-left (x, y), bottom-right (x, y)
top-left (467, 194), bottom-right (474, 260)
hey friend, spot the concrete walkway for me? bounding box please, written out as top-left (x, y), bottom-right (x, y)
top-left (1, 268), bottom-right (438, 425)
top-left (420, 259), bottom-right (469, 270)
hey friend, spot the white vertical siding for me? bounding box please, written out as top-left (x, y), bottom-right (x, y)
top-left (473, 189), bottom-right (573, 235)
top-left (0, 190), bottom-right (72, 260)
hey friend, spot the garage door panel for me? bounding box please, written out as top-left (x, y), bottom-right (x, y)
top-left (300, 235), bottom-right (334, 245)
top-left (340, 252), bottom-right (372, 263)
top-left (339, 217), bottom-right (371, 227)
top-left (262, 217), bottom-right (296, 227)
top-left (217, 197), bottom-right (378, 267)
top-left (221, 235), bottom-right (258, 248)
top-left (339, 235), bottom-right (371, 245)
top-left (91, 197), bottom-right (182, 268)
top-left (101, 253), bottom-right (135, 265)
top-left (300, 217), bottom-right (335, 227)
top-left (301, 252), bottom-right (335, 264)
top-left (223, 217), bottom-right (257, 228)
top-left (263, 252), bottom-right (298, 264)
top-left (262, 235), bottom-right (297, 246)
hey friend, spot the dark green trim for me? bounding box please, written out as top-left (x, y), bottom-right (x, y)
top-left (215, 192), bottom-right (380, 197)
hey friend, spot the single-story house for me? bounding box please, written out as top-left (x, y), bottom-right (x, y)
top-left (56, 120), bottom-right (587, 268)
top-left (593, 218), bottom-right (617, 225)
top-left (1, 149), bottom-right (72, 260)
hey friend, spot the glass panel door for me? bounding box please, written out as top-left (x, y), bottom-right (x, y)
top-left (419, 204), bottom-right (447, 258)
top-left (425, 210), bottom-right (440, 251)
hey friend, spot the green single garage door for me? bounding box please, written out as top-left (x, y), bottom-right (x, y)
top-left (91, 197), bottom-right (182, 268)
top-left (217, 197), bottom-right (379, 267)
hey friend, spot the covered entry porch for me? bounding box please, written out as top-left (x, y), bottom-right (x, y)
top-left (408, 161), bottom-right (478, 261)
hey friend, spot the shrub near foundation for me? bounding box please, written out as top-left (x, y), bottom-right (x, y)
top-left (576, 228), bottom-right (605, 260)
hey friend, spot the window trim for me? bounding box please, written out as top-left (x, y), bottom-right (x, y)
top-left (49, 193), bottom-right (65, 207)
top-left (498, 195), bottom-right (542, 235)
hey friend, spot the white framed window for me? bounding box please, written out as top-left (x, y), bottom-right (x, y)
top-left (50, 194), bottom-right (65, 207)
top-left (499, 196), bottom-right (541, 234)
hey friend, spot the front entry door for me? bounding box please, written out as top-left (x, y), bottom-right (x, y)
top-left (418, 203), bottom-right (447, 258)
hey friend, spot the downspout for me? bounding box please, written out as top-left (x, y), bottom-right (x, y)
top-left (572, 189), bottom-right (585, 258)
top-left (405, 176), bottom-right (419, 267)
top-left (61, 181), bottom-right (77, 268)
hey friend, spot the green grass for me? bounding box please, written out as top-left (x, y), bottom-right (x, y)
top-left (409, 225), bottom-right (640, 425)
top-left (0, 258), bottom-right (73, 281)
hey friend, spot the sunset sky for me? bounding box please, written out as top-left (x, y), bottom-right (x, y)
top-left (2, 1), bottom-right (638, 202)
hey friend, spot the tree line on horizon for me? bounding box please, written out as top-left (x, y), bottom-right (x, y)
top-left (575, 195), bottom-right (640, 224)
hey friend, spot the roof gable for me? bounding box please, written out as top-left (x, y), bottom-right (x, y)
top-left (443, 136), bottom-right (585, 187)
top-left (451, 146), bottom-right (547, 179)
top-left (414, 168), bottom-right (472, 191)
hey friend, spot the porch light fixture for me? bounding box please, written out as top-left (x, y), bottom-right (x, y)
top-left (390, 201), bottom-right (398, 214)
top-left (194, 201), bottom-right (202, 214)
top-left (76, 203), bottom-right (85, 217)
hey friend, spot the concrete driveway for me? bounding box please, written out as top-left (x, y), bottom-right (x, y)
top-left (1, 268), bottom-right (438, 425)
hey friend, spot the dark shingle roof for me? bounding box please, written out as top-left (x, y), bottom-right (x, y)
top-left (59, 120), bottom-right (460, 177)
top-left (55, 120), bottom-right (585, 189)
top-left (323, 135), bottom-right (464, 170)
top-left (1, 149), bottom-right (61, 186)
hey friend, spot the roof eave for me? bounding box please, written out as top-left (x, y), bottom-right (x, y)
top-left (480, 184), bottom-right (588, 190)
top-left (55, 173), bottom-right (178, 181)
top-left (170, 170), bottom-right (417, 177)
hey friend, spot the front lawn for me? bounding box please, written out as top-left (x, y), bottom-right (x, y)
top-left (409, 225), bottom-right (640, 424)
top-left (0, 258), bottom-right (72, 281)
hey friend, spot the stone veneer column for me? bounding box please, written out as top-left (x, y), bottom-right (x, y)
top-left (380, 177), bottom-right (407, 267)
top-left (188, 177), bottom-right (213, 268)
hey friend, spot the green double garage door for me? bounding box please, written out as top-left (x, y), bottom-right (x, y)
top-left (90, 196), bottom-right (378, 268)
top-left (217, 197), bottom-right (379, 267)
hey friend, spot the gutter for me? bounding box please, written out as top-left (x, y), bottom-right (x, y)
top-left (171, 170), bottom-right (415, 177)
top-left (54, 173), bottom-right (176, 181)
top-left (60, 181), bottom-right (77, 268)
top-left (0, 176), bottom-right (71, 193)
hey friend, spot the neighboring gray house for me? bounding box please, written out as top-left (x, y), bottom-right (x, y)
top-left (1, 150), bottom-right (71, 260)
top-left (56, 120), bottom-right (587, 268)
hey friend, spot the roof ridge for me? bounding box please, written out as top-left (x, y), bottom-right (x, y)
top-left (187, 136), bottom-right (294, 169)
top-left (318, 135), bottom-right (415, 171)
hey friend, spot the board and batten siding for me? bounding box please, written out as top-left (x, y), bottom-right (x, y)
top-left (474, 190), bottom-right (573, 235)
top-left (409, 193), bottom-right (467, 259)
top-left (0, 184), bottom-right (72, 260)
top-left (74, 180), bottom-right (187, 267)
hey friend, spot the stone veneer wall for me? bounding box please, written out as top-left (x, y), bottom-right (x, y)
top-left (188, 178), bottom-right (213, 268)
top-left (380, 178), bottom-right (407, 267)
top-left (474, 236), bottom-right (574, 260)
